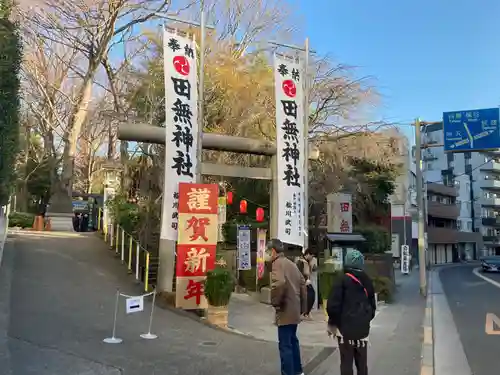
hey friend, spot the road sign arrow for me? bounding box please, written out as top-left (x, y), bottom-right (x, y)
top-left (485, 313), bottom-right (500, 335)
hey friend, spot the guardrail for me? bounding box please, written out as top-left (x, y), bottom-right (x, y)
top-left (96, 209), bottom-right (158, 292)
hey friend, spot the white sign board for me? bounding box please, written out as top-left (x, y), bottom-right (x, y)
top-left (331, 247), bottom-right (343, 270)
top-left (237, 226), bottom-right (251, 270)
top-left (160, 27), bottom-right (199, 241)
top-left (327, 193), bottom-right (353, 233)
top-left (126, 296), bottom-right (144, 314)
top-left (401, 245), bottom-right (410, 274)
top-left (274, 54), bottom-right (305, 246)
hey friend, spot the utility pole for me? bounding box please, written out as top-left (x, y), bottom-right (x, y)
top-left (414, 118), bottom-right (427, 296)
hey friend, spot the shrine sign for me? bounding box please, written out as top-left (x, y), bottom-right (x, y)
top-left (175, 183), bottom-right (219, 309)
top-left (274, 53), bottom-right (306, 246)
top-left (160, 27), bottom-right (199, 242)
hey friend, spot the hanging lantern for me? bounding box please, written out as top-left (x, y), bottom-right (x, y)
top-left (239, 200), bottom-right (247, 214)
top-left (227, 191), bottom-right (233, 205)
top-left (256, 207), bottom-right (264, 222)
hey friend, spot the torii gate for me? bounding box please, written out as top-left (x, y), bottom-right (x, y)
top-left (118, 124), bottom-right (319, 293)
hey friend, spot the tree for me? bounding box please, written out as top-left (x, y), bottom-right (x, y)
top-left (308, 130), bottom-right (404, 234)
top-left (74, 103), bottom-right (109, 193)
top-left (0, 0), bottom-right (22, 206)
top-left (21, 33), bottom-right (80, 199)
top-left (21, 0), bottom-right (184, 195)
top-left (349, 156), bottom-right (399, 225)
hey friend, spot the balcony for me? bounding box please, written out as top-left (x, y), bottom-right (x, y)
top-left (481, 197), bottom-right (500, 207)
top-left (482, 217), bottom-right (500, 227)
top-left (483, 235), bottom-right (500, 244)
top-left (427, 201), bottom-right (459, 219)
top-left (427, 183), bottom-right (458, 197)
top-left (480, 161), bottom-right (500, 171)
top-left (481, 179), bottom-right (500, 190)
top-left (427, 227), bottom-right (483, 246)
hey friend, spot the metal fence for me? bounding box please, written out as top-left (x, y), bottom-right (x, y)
top-left (97, 209), bottom-right (158, 292)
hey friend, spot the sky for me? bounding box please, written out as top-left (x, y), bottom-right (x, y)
top-left (290, 0), bottom-right (500, 141)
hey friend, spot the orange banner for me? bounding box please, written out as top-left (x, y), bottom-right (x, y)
top-left (178, 183), bottom-right (219, 215)
top-left (175, 183), bottom-right (219, 309)
top-left (176, 244), bottom-right (217, 278)
top-left (177, 213), bottom-right (218, 245)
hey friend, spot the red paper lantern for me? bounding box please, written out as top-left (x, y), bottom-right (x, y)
top-left (256, 207), bottom-right (264, 222)
top-left (239, 200), bottom-right (247, 214)
top-left (227, 191), bottom-right (233, 205)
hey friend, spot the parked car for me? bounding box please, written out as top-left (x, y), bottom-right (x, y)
top-left (480, 256), bottom-right (500, 272)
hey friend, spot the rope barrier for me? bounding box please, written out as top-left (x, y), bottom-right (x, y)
top-left (118, 291), bottom-right (155, 299)
top-left (103, 289), bottom-right (158, 344)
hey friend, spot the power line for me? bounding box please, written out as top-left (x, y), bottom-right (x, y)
top-left (425, 156), bottom-right (495, 184)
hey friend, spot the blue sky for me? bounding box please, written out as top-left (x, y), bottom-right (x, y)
top-left (290, 0), bottom-right (500, 140)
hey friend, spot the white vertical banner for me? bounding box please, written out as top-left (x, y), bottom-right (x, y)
top-left (237, 226), bottom-right (251, 270)
top-left (274, 54), bottom-right (305, 246)
top-left (161, 27), bottom-right (199, 240)
top-left (401, 245), bottom-right (410, 274)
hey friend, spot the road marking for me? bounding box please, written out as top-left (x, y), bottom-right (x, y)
top-left (485, 313), bottom-right (500, 335)
top-left (472, 267), bottom-right (500, 289)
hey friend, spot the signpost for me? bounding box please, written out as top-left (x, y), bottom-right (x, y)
top-left (401, 245), bottom-right (410, 275)
top-left (443, 108), bottom-right (500, 152)
top-left (126, 296), bottom-right (144, 314)
top-left (237, 226), bottom-right (251, 271)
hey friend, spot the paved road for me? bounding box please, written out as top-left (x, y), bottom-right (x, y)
top-left (1, 232), bottom-right (326, 375)
top-left (440, 265), bottom-right (500, 375)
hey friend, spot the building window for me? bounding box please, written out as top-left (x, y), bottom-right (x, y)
top-left (457, 220), bottom-right (462, 230)
top-left (427, 163), bottom-right (433, 170)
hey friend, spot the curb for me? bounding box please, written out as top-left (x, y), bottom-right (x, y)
top-left (0, 216), bottom-right (8, 266)
top-left (0, 218), bottom-right (13, 374)
top-left (420, 270), bottom-right (434, 375)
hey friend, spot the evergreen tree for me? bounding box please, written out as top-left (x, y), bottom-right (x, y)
top-left (0, 0), bottom-right (22, 205)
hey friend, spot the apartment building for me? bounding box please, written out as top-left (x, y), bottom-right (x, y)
top-left (410, 122), bottom-right (484, 263)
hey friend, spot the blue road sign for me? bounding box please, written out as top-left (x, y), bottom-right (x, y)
top-left (443, 108), bottom-right (500, 152)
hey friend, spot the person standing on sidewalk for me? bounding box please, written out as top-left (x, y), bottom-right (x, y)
top-left (326, 249), bottom-right (376, 375)
top-left (296, 249), bottom-right (316, 319)
top-left (266, 239), bottom-right (307, 375)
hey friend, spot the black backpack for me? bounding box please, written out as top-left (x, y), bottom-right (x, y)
top-left (339, 273), bottom-right (373, 340)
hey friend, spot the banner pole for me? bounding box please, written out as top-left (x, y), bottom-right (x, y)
top-left (103, 290), bottom-right (123, 344)
top-left (140, 291), bottom-right (158, 339)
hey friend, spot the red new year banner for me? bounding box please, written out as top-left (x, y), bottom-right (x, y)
top-left (175, 183), bottom-right (219, 309)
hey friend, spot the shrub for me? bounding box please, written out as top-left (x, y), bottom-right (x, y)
top-left (204, 267), bottom-right (233, 307)
top-left (8, 212), bottom-right (34, 228)
top-left (356, 225), bottom-right (390, 254)
top-left (372, 276), bottom-right (393, 303)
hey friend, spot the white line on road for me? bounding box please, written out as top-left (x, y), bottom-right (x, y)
top-left (472, 267), bottom-right (500, 289)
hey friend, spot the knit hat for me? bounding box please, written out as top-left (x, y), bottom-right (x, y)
top-left (344, 249), bottom-right (364, 269)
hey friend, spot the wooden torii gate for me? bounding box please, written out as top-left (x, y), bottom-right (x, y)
top-left (118, 123), bottom-right (318, 293)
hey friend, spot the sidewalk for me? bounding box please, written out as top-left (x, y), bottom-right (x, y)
top-left (228, 270), bottom-right (426, 375)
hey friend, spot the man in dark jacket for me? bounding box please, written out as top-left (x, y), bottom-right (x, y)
top-left (266, 239), bottom-right (307, 375)
top-left (326, 249), bottom-right (376, 375)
